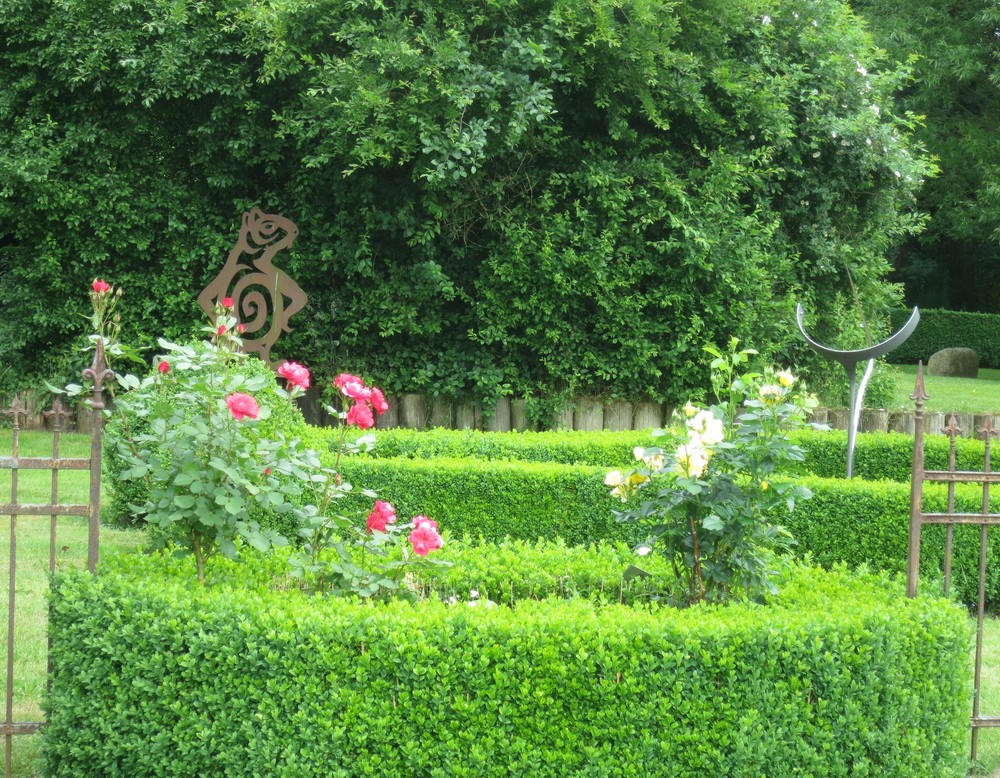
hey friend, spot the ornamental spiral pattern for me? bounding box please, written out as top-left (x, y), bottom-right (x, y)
top-left (198, 209), bottom-right (307, 369)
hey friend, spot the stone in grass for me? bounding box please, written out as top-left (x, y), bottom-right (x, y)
top-left (927, 347), bottom-right (979, 378)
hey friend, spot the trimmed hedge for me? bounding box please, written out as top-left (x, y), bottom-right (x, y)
top-left (45, 556), bottom-right (971, 777)
top-left (794, 428), bottom-right (987, 482)
top-left (305, 424), bottom-right (985, 483)
top-left (336, 455), bottom-right (639, 547)
top-left (330, 454), bottom-right (1000, 606)
top-left (301, 425), bottom-right (646, 467)
top-left (889, 308), bottom-right (1000, 368)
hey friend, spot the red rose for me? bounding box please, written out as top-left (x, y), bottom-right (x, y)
top-left (369, 387), bottom-right (389, 415)
top-left (277, 361), bottom-right (311, 390)
top-left (334, 373), bottom-right (364, 388)
top-left (366, 500), bottom-right (397, 533)
top-left (345, 402), bottom-right (374, 429)
top-left (226, 393), bottom-right (260, 421)
top-left (217, 325), bottom-right (226, 336)
top-left (92, 279), bottom-right (111, 294)
top-left (237, 323), bottom-right (246, 334)
top-left (157, 361), bottom-right (170, 374)
top-left (408, 520), bottom-right (443, 557)
top-left (222, 296), bottom-right (234, 309)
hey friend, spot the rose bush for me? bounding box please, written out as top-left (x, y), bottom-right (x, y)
top-left (610, 340), bottom-right (818, 606)
top-left (76, 281), bottom-right (445, 594)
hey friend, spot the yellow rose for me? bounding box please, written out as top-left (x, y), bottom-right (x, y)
top-left (759, 384), bottom-right (781, 401)
top-left (683, 401), bottom-right (698, 418)
top-left (675, 444), bottom-right (709, 478)
top-left (777, 370), bottom-right (795, 388)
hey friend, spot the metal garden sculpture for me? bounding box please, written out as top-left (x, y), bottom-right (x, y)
top-left (199, 208), bottom-right (307, 370)
top-left (795, 303), bottom-right (920, 477)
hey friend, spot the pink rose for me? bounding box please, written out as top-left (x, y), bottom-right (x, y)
top-left (222, 296), bottom-right (234, 309)
top-left (217, 325), bottom-right (226, 336)
top-left (237, 323), bottom-right (246, 334)
top-left (157, 361), bottom-right (170, 374)
top-left (334, 373), bottom-right (364, 388)
top-left (264, 467), bottom-right (272, 476)
top-left (366, 500), bottom-right (397, 533)
top-left (92, 279), bottom-right (111, 294)
top-left (339, 380), bottom-right (371, 402)
top-left (412, 515), bottom-right (438, 531)
top-left (277, 361), bottom-right (311, 390)
top-left (226, 393), bottom-right (260, 421)
top-left (370, 387), bottom-right (389, 415)
top-left (408, 520), bottom-right (443, 557)
top-left (345, 402), bottom-right (374, 430)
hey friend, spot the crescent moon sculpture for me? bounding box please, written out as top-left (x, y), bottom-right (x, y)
top-left (795, 304), bottom-right (920, 478)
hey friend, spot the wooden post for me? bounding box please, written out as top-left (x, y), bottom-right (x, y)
top-left (485, 398), bottom-right (512, 432)
top-left (573, 399), bottom-right (604, 431)
top-left (633, 402), bottom-right (663, 430)
top-left (603, 400), bottom-right (632, 431)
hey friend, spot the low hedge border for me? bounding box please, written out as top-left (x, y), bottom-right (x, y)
top-left (45, 556), bottom-right (970, 777)
top-left (302, 425), bottom-right (985, 483)
top-left (331, 454), bottom-right (1000, 606)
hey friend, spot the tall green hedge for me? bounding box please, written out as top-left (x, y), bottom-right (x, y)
top-left (1, 0), bottom-right (930, 404)
top-left (45, 557), bottom-right (971, 777)
top-left (889, 308), bottom-right (1000, 368)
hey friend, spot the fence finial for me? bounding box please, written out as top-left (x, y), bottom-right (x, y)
top-left (910, 361), bottom-right (929, 405)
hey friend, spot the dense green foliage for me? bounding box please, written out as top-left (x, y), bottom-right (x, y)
top-left (153, 440), bottom-right (984, 605)
top-left (105, 349), bottom-right (308, 534)
top-left (299, 424), bottom-right (985, 482)
top-left (46, 558), bottom-right (970, 777)
top-left (337, 456), bottom-right (637, 547)
top-left (888, 308), bottom-right (1000, 368)
top-left (0, 0), bottom-right (930, 403)
top-left (852, 0), bottom-right (1000, 312)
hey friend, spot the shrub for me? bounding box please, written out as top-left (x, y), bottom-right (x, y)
top-left (104, 346), bottom-right (308, 537)
top-left (321, 451), bottom-right (1000, 606)
top-left (306, 424), bottom-right (987, 484)
top-left (889, 308), bottom-right (1000, 368)
top-left (334, 456), bottom-right (640, 548)
top-left (45, 557), bottom-right (970, 777)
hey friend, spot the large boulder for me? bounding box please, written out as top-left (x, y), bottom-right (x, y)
top-left (928, 347), bottom-right (979, 378)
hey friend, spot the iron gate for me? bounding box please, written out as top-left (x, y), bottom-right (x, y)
top-left (1, 343), bottom-right (111, 777)
top-left (907, 362), bottom-right (1000, 774)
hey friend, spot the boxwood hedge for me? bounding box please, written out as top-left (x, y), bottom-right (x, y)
top-left (45, 555), bottom-right (970, 777)
top-left (329, 454), bottom-right (1000, 606)
top-left (304, 425), bottom-right (984, 482)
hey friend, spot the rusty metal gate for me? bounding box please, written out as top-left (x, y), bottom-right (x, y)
top-left (907, 363), bottom-right (1000, 774)
top-left (1, 344), bottom-right (111, 777)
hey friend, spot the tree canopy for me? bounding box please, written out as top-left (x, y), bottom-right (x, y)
top-left (852, 0), bottom-right (1000, 312)
top-left (0, 0), bottom-right (932, 404)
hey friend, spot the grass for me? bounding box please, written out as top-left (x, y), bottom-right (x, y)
top-left (0, 430), bottom-right (143, 777)
top-left (887, 364), bottom-right (1000, 414)
top-left (1, 430), bottom-right (999, 775)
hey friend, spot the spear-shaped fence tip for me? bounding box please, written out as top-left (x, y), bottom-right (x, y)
top-left (910, 361), bottom-right (929, 405)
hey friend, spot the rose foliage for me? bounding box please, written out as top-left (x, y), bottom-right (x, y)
top-left (610, 340), bottom-right (818, 605)
top-left (80, 283), bottom-right (445, 594)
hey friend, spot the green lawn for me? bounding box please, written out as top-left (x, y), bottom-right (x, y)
top-left (1, 429), bottom-right (998, 775)
top-left (888, 364), bottom-right (1000, 414)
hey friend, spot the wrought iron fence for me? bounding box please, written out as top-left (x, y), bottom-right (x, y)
top-left (0, 343), bottom-right (110, 777)
top-left (907, 361), bottom-right (1000, 774)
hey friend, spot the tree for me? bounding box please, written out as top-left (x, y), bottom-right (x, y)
top-left (852, 0), bottom-right (1000, 312)
top-left (0, 0), bottom-right (933, 405)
